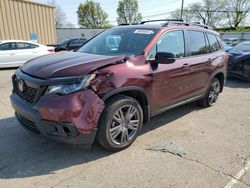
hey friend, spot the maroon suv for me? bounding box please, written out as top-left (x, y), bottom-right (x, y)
top-left (10, 20), bottom-right (228, 151)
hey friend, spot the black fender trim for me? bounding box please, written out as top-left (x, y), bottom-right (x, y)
top-left (208, 70), bottom-right (226, 92)
top-left (102, 86), bottom-right (151, 123)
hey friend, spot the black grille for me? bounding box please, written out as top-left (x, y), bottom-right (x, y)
top-left (16, 84), bottom-right (38, 104)
top-left (13, 76), bottom-right (39, 105)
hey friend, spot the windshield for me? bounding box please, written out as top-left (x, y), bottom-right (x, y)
top-left (77, 27), bottom-right (158, 57)
top-left (230, 43), bottom-right (250, 53)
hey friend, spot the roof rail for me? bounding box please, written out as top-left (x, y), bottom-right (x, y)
top-left (140, 19), bottom-right (184, 24)
top-left (118, 23), bottom-right (140, 26)
top-left (118, 23), bottom-right (131, 26)
top-left (190, 22), bottom-right (212, 29)
top-left (163, 21), bottom-right (212, 29)
top-left (140, 19), bottom-right (212, 29)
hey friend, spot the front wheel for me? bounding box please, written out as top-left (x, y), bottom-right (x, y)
top-left (198, 78), bottom-right (221, 107)
top-left (96, 95), bottom-right (143, 151)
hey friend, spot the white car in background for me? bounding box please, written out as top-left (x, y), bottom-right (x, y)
top-left (0, 40), bottom-right (54, 68)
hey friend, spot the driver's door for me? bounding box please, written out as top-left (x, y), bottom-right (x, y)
top-left (147, 30), bottom-right (192, 112)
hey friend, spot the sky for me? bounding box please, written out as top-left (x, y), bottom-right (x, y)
top-left (37, 0), bottom-right (201, 27)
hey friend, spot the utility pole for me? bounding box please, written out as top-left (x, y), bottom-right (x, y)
top-left (180, 0), bottom-right (184, 20)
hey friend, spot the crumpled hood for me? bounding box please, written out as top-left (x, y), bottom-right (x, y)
top-left (21, 52), bottom-right (125, 79)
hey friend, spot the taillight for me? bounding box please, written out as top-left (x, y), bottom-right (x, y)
top-left (48, 49), bottom-right (54, 53)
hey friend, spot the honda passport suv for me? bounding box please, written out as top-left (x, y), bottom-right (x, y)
top-left (10, 20), bottom-right (228, 151)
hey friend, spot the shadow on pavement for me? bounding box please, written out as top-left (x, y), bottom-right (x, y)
top-left (225, 78), bottom-right (250, 89)
top-left (0, 103), bottom-right (198, 179)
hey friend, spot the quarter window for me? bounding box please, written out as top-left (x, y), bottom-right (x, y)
top-left (148, 30), bottom-right (185, 60)
top-left (187, 31), bottom-right (207, 56)
top-left (207, 33), bottom-right (221, 52)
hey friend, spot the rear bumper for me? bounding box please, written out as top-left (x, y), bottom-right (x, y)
top-left (10, 90), bottom-right (104, 145)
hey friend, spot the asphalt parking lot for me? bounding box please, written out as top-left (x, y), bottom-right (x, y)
top-left (0, 69), bottom-right (250, 188)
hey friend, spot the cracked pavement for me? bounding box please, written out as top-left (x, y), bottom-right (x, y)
top-left (0, 69), bottom-right (250, 188)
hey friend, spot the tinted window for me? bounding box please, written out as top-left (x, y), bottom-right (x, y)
top-left (187, 31), bottom-right (206, 56)
top-left (79, 38), bottom-right (87, 44)
top-left (207, 33), bottom-right (221, 52)
top-left (0, 42), bottom-right (16, 50)
top-left (148, 30), bottom-right (185, 59)
top-left (70, 39), bottom-right (79, 45)
top-left (16, 42), bottom-right (38, 49)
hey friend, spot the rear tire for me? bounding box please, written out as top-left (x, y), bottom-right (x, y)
top-left (198, 78), bottom-right (221, 107)
top-left (96, 95), bottom-right (143, 151)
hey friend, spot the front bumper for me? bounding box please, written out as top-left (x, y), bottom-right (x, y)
top-left (10, 89), bottom-right (105, 145)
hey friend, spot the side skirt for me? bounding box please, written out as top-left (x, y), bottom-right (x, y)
top-left (150, 94), bottom-right (205, 117)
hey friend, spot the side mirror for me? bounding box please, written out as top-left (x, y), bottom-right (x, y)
top-left (155, 52), bottom-right (176, 64)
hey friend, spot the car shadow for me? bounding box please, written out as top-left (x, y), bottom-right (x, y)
top-left (225, 78), bottom-right (250, 88)
top-left (0, 103), bottom-right (198, 179)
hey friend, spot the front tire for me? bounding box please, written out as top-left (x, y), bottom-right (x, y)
top-left (96, 95), bottom-right (143, 151)
top-left (198, 78), bottom-right (221, 107)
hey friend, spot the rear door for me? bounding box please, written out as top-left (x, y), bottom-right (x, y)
top-left (184, 30), bottom-right (212, 97)
top-left (15, 42), bottom-right (40, 62)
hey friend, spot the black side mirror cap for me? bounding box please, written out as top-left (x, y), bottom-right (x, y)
top-left (154, 52), bottom-right (176, 64)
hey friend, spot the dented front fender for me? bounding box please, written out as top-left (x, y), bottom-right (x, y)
top-left (37, 90), bottom-right (105, 133)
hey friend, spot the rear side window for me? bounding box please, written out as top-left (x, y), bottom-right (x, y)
top-left (16, 42), bottom-right (38, 49)
top-left (187, 31), bottom-right (206, 56)
top-left (207, 33), bottom-right (221, 52)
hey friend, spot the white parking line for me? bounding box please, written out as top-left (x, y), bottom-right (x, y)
top-left (224, 161), bottom-right (250, 188)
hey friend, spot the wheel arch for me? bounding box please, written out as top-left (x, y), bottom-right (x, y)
top-left (208, 71), bottom-right (225, 93)
top-left (102, 86), bottom-right (150, 124)
top-left (214, 72), bottom-right (225, 92)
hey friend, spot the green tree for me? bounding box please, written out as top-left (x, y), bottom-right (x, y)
top-left (170, 9), bottom-right (194, 22)
top-left (117, 0), bottom-right (142, 24)
top-left (47, 0), bottom-right (67, 28)
top-left (225, 0), bottom-right (250, 28)
top-left (77, 0), bottom-right (110, 28)
top-left (188, 0), bottom-right (225, 28)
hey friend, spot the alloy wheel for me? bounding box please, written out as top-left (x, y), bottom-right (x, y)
top-left (109, 105), bottom-right (140, 145)
top-left (208, 82), bottom-right (220, 106)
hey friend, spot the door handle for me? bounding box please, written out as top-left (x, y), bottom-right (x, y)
top-left (182, 63), bottom-right (190, 68)
top-left (9, 52), bottom-right (15, 56)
